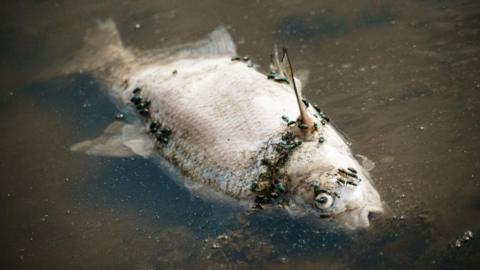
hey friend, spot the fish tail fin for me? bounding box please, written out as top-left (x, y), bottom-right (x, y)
top-left (63, 19), bottom-right (134, 78)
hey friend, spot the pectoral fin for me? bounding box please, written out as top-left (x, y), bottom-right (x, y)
top-left (71, 121), bottom-right (154, 158)
top-left (356, 154), bottom-right (376, 172)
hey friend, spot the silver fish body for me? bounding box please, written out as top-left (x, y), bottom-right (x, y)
top-left (71, 20), bottom-right (384, 229)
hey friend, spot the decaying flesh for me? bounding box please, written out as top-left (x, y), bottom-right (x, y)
top-left (70, 20), bottom-right (384, 229)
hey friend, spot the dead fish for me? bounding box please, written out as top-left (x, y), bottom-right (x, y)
top-left (68, 19), bottom-right (383, 230)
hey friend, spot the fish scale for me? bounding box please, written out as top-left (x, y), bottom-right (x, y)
top-left (119, 60), bottom-right (301, 198)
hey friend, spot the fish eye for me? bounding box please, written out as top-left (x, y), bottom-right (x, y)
top-left (314, 193), bottom-right (334, 209)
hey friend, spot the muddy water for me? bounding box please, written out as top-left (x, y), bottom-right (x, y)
top-left (1, 0), bottom-right (480, 269)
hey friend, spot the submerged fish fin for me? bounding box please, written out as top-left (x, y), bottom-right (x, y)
top-left (281, 48), bottom-right (315, 135)
top-left (356, 154), bottom-right (376, 172)
top-left (70, 121), bottom-right (154, 158)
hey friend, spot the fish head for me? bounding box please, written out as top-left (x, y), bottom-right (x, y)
top-left (284, 142), bottom-right (384, 230)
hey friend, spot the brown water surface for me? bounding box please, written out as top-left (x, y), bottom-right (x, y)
top-left (1, 0), bottom-right (480, 269)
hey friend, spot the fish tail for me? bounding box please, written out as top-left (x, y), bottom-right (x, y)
top-left (63, 19), bottom-right (134, 79)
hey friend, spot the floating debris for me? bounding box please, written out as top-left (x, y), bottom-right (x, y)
top-left (281, 115), bottom-right (289, 123)
top-left (172, 69), bottom-right (178, 75)
top-left (231, 56), bottom-right (241, 61)
top-left (217, 234), bottom-right (229, 241)
top-left (115, 113), bottom-right (125, 120)
top-left (452, 230), bottom-right (474, 248)
top-left (201, 228), bottom-right (274, 265)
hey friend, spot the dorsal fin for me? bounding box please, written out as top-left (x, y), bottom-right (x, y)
top-left (139, 26), bottom-right (237, 63)
top-left (167, 26), bottom-right (237, 59)
top-left (281, 48), bottom-right (315, 136)
top-left (194, 26), bottom-right (237, 57)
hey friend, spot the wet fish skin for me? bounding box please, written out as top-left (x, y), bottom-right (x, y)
top-left (70, 19), bottom-right (384, 230)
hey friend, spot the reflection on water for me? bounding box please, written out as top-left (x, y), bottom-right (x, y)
top-left (1, 0), bottom-right (480, 269)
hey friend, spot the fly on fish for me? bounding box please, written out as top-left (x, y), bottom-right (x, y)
top-left (69, 19), bottom-right (384, 229)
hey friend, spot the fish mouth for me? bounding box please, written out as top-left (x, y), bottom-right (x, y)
top-left (361, 205), bottom-right (384, 227)
top-left (340, 205), bottom-right (384, 230)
